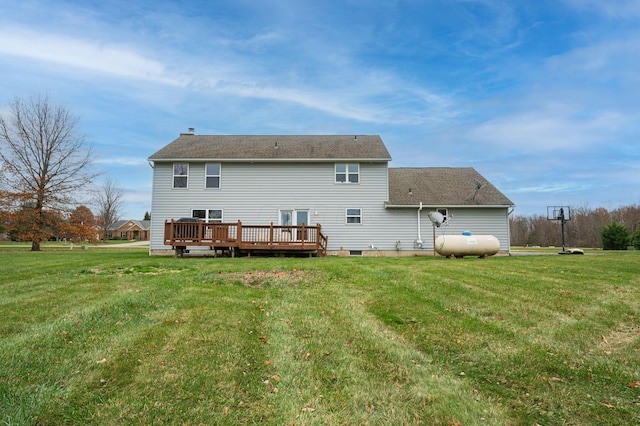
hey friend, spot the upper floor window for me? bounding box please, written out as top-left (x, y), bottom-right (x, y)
top-left (205, 163), bottom-right (221, 189)
top-left (335, 163), bottom-right (359, 183)
top-left (173, 163), bottom-right (188, 188)
top-left (346, 208), bottom-right (362, 224)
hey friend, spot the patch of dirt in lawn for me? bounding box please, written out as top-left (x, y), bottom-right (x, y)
top-left (599, 322), bottom-right (640, 352)
top-left (211, 269), bottom-right (322, 288)
top-left (80, 267), bottom-right (182, 276)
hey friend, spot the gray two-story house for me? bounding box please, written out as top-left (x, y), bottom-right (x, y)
top-left (147, 134), bottom-right (514, 256)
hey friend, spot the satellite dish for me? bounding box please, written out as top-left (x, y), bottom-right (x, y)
top-left (428, 211), bottom-right (444, 227)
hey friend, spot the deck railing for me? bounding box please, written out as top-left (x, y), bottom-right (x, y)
top-left (164, 220), bottom-right (327, 256)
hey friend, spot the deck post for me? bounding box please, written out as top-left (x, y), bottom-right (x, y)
top-left (269, 222), bottom-right (274, 246)
top-left (167, 219), bottom-right (175, 244)
top-left (237, 220), bottom-right (242, 246)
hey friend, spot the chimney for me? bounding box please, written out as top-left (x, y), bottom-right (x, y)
top-left (180, 128), bottom-right (195, 137)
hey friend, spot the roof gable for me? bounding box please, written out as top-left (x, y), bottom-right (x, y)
top-left (148, 135), bottom-right (392, 162)
top-left (107, 220), bottom-right (150, 231)
top-left (387, 167), bottom-right (514, 207)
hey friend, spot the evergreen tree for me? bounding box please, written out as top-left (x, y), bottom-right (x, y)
top-left (600, 221), bottom-right (631, 250)
top-left (631, 229), bottom-right (640, 250)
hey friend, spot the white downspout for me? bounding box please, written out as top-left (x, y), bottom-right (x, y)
top-left (416, 202), bottom-right (423, 247)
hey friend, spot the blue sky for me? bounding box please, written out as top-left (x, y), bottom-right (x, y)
top-left (1, 0), bottom-right (639, 219)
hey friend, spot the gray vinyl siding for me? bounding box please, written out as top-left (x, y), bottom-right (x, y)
top-left (443, 208), bottom-right (511, 251)
top-left (356, 207), bottom-right (511, 253)
top-left (411, 207), bottom-right (511, 252)
top-left (150, 161), bottom-right (511, 253)
top-left (150, 161), bottom-right (390, 252)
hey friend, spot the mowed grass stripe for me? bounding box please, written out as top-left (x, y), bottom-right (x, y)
top-left (1, 250), bottom-right (639, 425)
top-left (262, 280), bottom-right (510, 425)
top-left (20, 280), bottom-right (269, 424)
top-left (362, 255), bottom-right (640, 424)
top-left (1, 286), bottom-right (169, 423)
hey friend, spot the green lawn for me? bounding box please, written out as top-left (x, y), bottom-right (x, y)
top-left (0, 240), bottom-right (142, 251)
top-left (1, 249), bottom-right (638, 425)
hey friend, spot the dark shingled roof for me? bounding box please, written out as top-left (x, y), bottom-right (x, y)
top-left (148, 135), bottom-right (392, 161)
top-left (388, 168), bottom-right (514, 207)
top-left (107, 219), bottom-right (151, 231)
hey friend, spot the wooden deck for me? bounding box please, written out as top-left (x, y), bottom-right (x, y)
top-left (164, 220), bottom-right (328, 257)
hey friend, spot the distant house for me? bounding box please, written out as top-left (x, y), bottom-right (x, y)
top-left (106, 220), bottom-right (151, 240)
top-left (147, 134), bottom-right (514, 256)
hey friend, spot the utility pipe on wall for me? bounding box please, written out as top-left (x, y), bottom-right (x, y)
top-left (416, 202), bottom-right (423, 248)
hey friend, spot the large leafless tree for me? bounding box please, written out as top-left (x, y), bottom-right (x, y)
top-left (95, 179), bottom-right (125, 241)
top-left (0, 95), bottom-right (96, 250)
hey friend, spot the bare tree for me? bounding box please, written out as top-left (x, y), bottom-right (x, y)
top-left (95, 179), bottom-right (125, 241)
top-left (0, 95), bottom-right (96, 250)
top-left (510, 204), bottom-right (640, 248)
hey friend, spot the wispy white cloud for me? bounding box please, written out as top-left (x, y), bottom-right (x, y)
top-left (546, 36), bottom-right (640, 86)
top-left (468, 107), bottom-right (630, 153)
top-left (449, 0), bottom-right (523, 57)
top-left (0, 21), bottom-right (455, 126)
top-left (0, 26), bottom-right (188, 86)
top-left (94, 157), bottom-right (148, 166)
top-left (562, 0), bottom-right (640, 20)
top-left (510, 182), bottom-right (593, 194)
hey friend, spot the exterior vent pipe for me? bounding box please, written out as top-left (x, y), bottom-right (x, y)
top-left (416, 202), bottom-right (423, 248)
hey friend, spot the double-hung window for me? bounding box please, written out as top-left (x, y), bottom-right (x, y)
top-left (335, 163), bottom-right (359, 183)
top-left (346, 208), bottom-right (362, 224)
top-left (205, 163), bottom-right (221, 189)
top-left (173, 163), bottom-right (188, 188)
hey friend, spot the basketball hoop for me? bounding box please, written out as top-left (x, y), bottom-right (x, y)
top-left (547, 206), bottom-right (571, 254)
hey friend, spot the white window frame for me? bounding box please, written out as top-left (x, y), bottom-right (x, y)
top-left (335, 163), bottom-right (359, 184)
top-left (191, 209), bottom-right (223, 223)
top-left (279, 209), bottom-right (310, 226)
top-left (173, 163), bottom-right (189, 188)
top-left (346, 208), bottom-right (362, 224)
top-left (205, 163), bottom-right (221, 189)
top-left (436, 208), bottom-right (448, 223)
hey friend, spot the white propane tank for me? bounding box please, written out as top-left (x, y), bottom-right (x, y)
top-left (434, 233), bottom-right (500, 258)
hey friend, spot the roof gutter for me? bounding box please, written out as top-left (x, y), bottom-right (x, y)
top-left (147, 157), bottom-right (392, 163)
top-left (385, 203), bottom-right (515, 209)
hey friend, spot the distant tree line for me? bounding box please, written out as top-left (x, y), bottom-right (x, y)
top-left (510, 204), bottom-right (640, 249)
